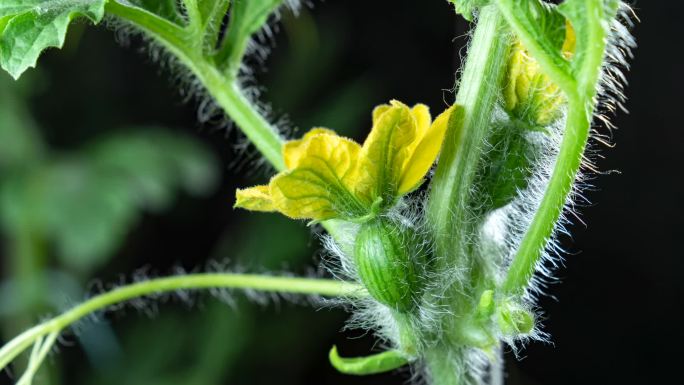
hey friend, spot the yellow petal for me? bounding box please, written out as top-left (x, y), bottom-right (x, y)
top-left (562, 20), bottom-right (576, 59)
top-left (398, 105), bottom-right (458, 194)
top-left (503, 41), bottom-right (525, 113)
top-left (283, 128), bottom-right (337, 170)
top-left (270, 130), bottom-right (368, 220)
top-left (234, 185), bottom-right (275, 212)
top-left (269, 171), bottom-right (341, 220)
top-left (504, 39), bottom-right (565, 126)
top-left (358, 100), bottom-right (417, 202)
top-left (411, 104), bottom-right (431, 137)
top-left (372, 104), bottom-right (391, 125)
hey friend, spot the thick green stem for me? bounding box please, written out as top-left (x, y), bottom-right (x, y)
top-left (428, 6), bottom-right (511, 269)
top-left (424, 346), bottom-right (466, 385)
top-left (0, 274), bottom-right (365, 372)
top-left (425, 6), bottom-right (510, 384)
top-left (105, 2), bottom-right (190, 55)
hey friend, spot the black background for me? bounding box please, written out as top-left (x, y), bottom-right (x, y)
top-left (1, 1), bottom-right (681, 385)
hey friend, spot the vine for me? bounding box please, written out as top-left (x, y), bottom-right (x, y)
top-left (0, 0), bottom-right (633, 384)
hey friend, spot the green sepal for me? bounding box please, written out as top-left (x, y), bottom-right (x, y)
top-left (0, 0), bottom-right (107, 79)
top-left (452, 290), bottom-right (498, 349)
top-left (328, 346), bottom-right (410, 376)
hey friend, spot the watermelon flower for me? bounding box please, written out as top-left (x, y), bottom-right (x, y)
top-left (235, 100), bottom-right (457, 222)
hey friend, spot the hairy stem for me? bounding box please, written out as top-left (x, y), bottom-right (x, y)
top-left (500, 0), bottom-right (611, 295)
top-left (105, 1), bottom-right (286, 170)
top-left (428, 5), bottom-right (510, 270)
top-left (424, 346), bottom-right (466, 385)
top-left (501, 99), bottom-right (588, 294)
top-left (195, 63), bottom-right (287, 170)
top-left (425, 6), bottom-right (510, 384)
top-left (0, 274), bottom-right (365, 373)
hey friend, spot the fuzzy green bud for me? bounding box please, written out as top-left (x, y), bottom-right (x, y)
top-left (497, 301), bottom-right (535, 337)
top-left (353, 218), bottom-right (424, 312)
top-left (476, 289), bottom-right (495, 318)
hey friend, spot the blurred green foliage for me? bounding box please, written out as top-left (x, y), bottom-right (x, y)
top-left (0, 74), bottom-right (219, 273)
top-left (0, 71), bottom-right (220, 383)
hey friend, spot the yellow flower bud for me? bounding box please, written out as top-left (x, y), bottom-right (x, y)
top-left (503, 23), bottom-right (575, 127)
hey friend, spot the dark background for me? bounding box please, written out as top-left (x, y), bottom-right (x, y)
top-left (0, 1), bottom-right (681, 385)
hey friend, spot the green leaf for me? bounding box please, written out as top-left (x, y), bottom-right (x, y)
top-left (216, 0), bottom-right (283, 74)
top-left (328, 346), bottom-right (410, 376)
top-left (88, 130), bottom-right (219, 207)
top-left (41, 161), bottom-right (140, 270)
top-left (50, 128), bottom-right (220, 270)
top-left (0, 0), bottom-right (106, 79)
top-left (528, 1), bottom-right (567, 51)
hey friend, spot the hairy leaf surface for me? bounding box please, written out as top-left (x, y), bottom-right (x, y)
top-left (0, 0), bottom-right (106, 79)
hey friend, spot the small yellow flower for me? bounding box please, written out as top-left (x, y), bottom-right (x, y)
top-left (503, 22), bottom-right (575, 126)
top-left (235, 100), bottom-right (457, 221)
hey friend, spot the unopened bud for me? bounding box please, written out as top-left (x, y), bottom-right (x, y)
top-left (497, 301), bottom-right (535, 337)
top-left (503, 24), bottom-right (575, 126)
